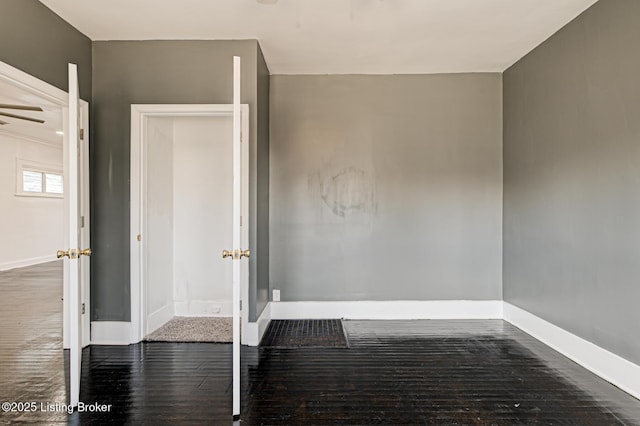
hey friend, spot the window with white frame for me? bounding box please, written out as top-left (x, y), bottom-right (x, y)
top-left (16, 159), bottom-right (64, 197)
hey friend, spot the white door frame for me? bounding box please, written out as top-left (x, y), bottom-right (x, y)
top-left (0, 61), bottom-right (91, 349)
top-left (129, 104), bottom-right (250, 344)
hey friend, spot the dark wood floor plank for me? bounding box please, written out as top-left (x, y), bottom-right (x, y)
top-left (240, 321), bottom-right (640, 425)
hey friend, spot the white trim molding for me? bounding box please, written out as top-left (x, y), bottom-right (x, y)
top-left (0, 255), bottom-right (58, 272)
top-left (91, 321), bottom-right (132, 346)
top-left (0, 128), bottom-right (63, 149)
top-left (0, 61), bottom-right (68, 105)
top-left (146, 304), bottom-right (175, 336)
top-left (243, 302), bottom-right (272, 346)
top-left (503, 302), bottom-right (640, 401)
top-left (270, 300), bottom-right (503, 320)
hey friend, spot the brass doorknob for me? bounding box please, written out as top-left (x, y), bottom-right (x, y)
top-left (57, 248), bottom-right (91, 259)
top-left (223, 249), bottom-right (250, 259)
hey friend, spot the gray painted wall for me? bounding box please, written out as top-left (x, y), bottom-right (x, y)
top-left (270, 74), bottom-right (502, 301)
top-left (504, 0), bottom-right (640, 364)
top-left (0, 0), bottom-right (91, 99)
top-left (255, 45), bottom-right (270, 317)
top-left (91, 40), bottom-right (267, 322)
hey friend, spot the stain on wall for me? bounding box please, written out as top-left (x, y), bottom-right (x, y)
top-left (310, 167), bottom-right (376, 218)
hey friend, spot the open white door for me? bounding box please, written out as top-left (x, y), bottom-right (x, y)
top-left (221, 56), bottom-right (246, 421)
top-left (58, 63), bottom-right (90, 407)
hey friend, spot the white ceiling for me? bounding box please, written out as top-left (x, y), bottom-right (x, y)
top-left (40, 0), bottom-right (598, 74)
top-left (0, 78), bottom-right (63, 145)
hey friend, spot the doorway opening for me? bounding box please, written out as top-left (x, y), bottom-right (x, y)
top-left (0, 61), bottom-right (90, 348)
top-left (0, 61), bottom-right (90, 409)
top-left (130, 105), bottom-right (249, 344)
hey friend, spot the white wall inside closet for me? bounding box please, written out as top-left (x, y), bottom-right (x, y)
top-left (144, 115), bottom-right (233, 335)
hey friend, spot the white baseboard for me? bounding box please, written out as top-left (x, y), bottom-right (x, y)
top-left (0, 254), bottom-right (58, 271)
top-left (91, 321), bottom-right (131, 345)
top-left (244, 302), bottom-right (272, 346)
top-left (270, 300), bottom-right (503, 320)
top-left (503, 302), bottom-right (640, 401)
top-left (146, 304), bottom-right (174, 335)
top-left (174, 300), bottom-right (232, 317)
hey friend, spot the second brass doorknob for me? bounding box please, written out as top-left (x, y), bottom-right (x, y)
top-left (222, 249), bottom-right (250, 260)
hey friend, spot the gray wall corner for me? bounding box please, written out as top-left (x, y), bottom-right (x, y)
top-left (503, 0), bottom-right (640, 365)
top-left (254, 41), bottom-right (271, 320)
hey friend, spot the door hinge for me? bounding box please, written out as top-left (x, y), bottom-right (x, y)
top-left (240, 216), bottom-right (243, 227)
top-left (81, 216), bottom-right (85, 228)
top-left (80, 128), bottom-right (85, 140)
top-left (240, 300), bottom-right (242, 311)
top-left (82, 303), bottom-right (86, 314)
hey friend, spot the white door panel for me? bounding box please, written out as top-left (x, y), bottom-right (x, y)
top-left (232, 55), bottom-right (243, 421)
top-left (59, 63), bottom-right (90, 407)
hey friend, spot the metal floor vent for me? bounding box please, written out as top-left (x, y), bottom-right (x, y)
top-left (260, 319), bottom-right (349, 348)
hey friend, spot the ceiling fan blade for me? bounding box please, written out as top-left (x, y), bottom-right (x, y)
top-left (0, 104), bottom-right (43, 112)
top-left (0, 111), bottom-right (45, 124)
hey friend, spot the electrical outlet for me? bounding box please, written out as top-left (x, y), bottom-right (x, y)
top-left (273, 289), bottom-right (280, 302)
top-left (207, 305), bottom-right (221, 314)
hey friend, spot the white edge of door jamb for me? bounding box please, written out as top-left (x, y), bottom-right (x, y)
top-left (0, 61), bottom-right (90, 350)
top-left (129, 103), bottom-right (250, 345)
top-left (243, 301), bottom-right (272, 346)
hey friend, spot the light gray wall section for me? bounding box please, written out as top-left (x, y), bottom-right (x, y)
top-left (91, 40), bottom-right (263, 321)
top-left (0, 0), bottom-right (91, 99)
top-left (270, 74), bottom-right (503, 301)
top-left (255, 44), bottom-right (270, 319)
top-left (503, 0), bottom-right (640, 364)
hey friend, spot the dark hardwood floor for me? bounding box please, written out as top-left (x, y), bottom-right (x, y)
top-left (2, 263), bottom-right (640, 424)
top-left (243, 320), bottom-right (640, 425)
top-left (0, 261), bottom-right (68, 424)
top-left (71, 321), bottom-right (640, 425)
